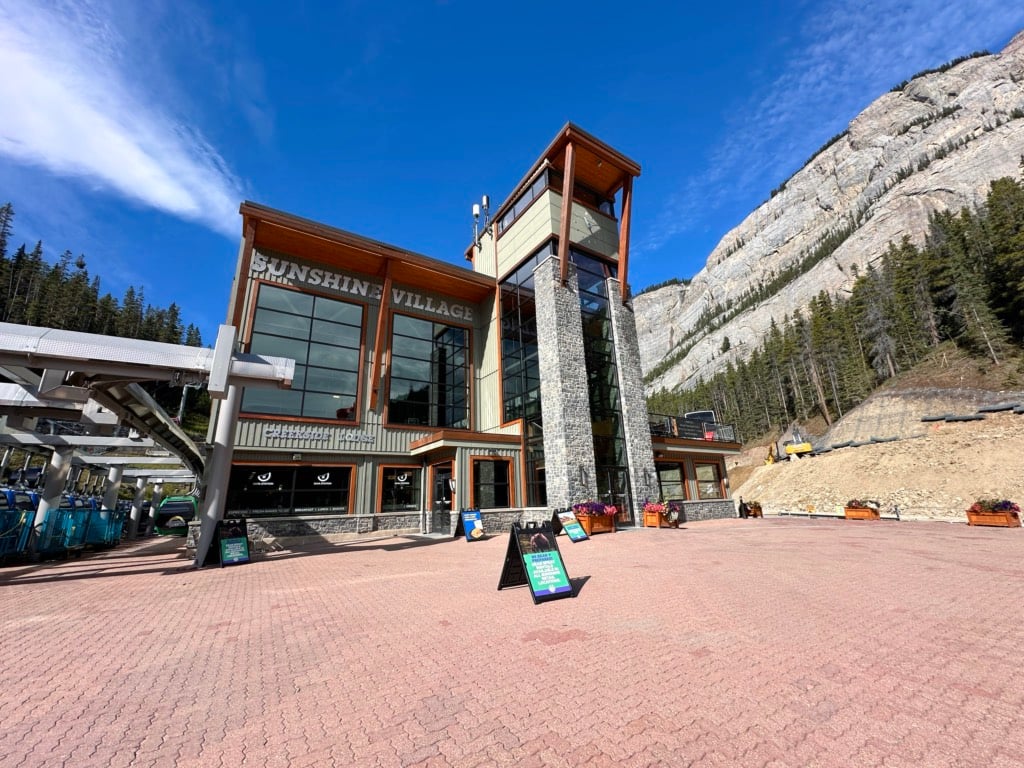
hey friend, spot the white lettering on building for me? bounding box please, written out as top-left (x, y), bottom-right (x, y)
top-left (251, 253), bottom-right (475, 322)
top-left (265, 427), bottom-right (332, 441)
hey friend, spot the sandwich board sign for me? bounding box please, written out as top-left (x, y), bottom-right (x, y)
top-left (455, 508), bottom-right (485, 541)
top-left (552, 508), bottom-right (589, 542)
top-left (497, 521), bottom-right (573, 604)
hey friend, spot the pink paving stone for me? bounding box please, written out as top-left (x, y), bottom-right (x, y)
top-left (1, 520), bottom-right (1023, 767)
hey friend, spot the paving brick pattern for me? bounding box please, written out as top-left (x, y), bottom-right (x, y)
top-left (1, 518), bottom-right (1022, 767)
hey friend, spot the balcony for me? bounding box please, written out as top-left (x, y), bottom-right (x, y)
top-left (648, 414), bottom-right (737, 444)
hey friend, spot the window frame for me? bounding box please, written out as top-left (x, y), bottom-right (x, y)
top-left (241, 280), bottom-right (365, 424)
top-left (385, 310), bottom-right (472, 430)
top-left (694, 460), bottom-right (726, 500)
top-left (470, 456), bottom-right (514, 510)
top-left (225, 462), bottom-right (356, 517)
top-left (377, 464), bottom-right (424, 514)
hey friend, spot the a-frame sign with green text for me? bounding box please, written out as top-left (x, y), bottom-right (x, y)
top-left (497, 521), bottom-right (574, 604)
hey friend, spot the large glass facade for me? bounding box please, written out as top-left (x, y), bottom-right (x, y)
top-left (572, 248), bottom-right (630, 514)
top-left (500, 241), bottom-right (629, 511)
top-left (388, 314), bottom-right (469, 428)
top-left (242, 284), bottom-right (362, 420)
top-left (500, 245), bottom-right (551, 507)
top-left (226, 465), bottom-right (352, 516)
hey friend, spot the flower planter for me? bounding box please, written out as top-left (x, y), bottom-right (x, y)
top-left (643, 510), bottom-right (680, 528)
top-left (844, 507), bottom-right (880, 520)
top-left (966, 509), bottom-right (1021, 527)
top-left (748, 506), bottom-right (763, 518)
top-left (578, 514), bottom-right (616, 535)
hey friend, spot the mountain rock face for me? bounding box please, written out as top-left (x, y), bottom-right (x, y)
top-left (636, 32), bottom-right (1024, 393)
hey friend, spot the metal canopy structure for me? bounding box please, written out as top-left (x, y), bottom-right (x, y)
top-left (0, 323), bottom-right (294, 477)
top-left (0, 322), bottom-right (295, 549)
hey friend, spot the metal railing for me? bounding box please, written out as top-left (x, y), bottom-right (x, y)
top-left (648, 414), bottom-right (737, 443)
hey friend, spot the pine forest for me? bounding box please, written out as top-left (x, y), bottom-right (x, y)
top-left (647, 177), bottom-right (1024, 441)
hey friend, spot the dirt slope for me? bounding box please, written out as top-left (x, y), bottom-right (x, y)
top-left (733, 410), bottom-right (1024, 520)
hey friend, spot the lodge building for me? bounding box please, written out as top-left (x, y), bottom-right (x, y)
top-left (219, 124), bottom-right (740, 540)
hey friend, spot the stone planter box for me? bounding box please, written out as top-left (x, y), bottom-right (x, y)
top-left (966, 509), bottom-right (1021, 527)
top-left (578, 514), bottom-right (615, 535)
top-left (844, 507), bottom-right (880, 521)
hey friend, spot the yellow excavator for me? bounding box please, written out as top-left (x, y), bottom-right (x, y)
top-left (782, 429), bottom-right (814, 459)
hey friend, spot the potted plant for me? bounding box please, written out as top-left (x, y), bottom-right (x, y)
top-left (966, 499), bottom-right (1021, 527)
top-left (572, 501), bottom-right (616, 535)
top-left (844, 499), bottom-right (880, 520)
top-left (746, 500), bottom-right (763, 518)
top-left (664, 500), bottom-right (685, 527)
top-left (642, 500), bottom-right (666, 528)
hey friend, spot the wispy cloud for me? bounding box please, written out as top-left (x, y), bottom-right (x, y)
top-left (642, 0), bottom-right (1024, 255)
top-left (0, 0), bottom-right (245, 238)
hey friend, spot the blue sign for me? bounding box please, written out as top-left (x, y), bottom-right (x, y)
top-left (461, 509), bottom-right (484, 541)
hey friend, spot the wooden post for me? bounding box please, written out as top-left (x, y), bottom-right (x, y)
top-left (557, 141), bottom-right (576, 286)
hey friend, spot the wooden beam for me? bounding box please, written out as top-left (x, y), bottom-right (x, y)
top-left (368, 260), bottom-right (394, 411)
top-left (557, 141), bottom-right (576, 285)
top-left (231, 220), bottom-right (257, 329)
top-left (618, 174), bottom-right (634, 301)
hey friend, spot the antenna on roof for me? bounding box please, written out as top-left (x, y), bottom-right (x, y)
top-left (472, 195), bottom-right (490, 252)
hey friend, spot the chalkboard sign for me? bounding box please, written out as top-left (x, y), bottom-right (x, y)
top-left (552, 509), bottom-right (589, 542)
top-left (217, 517), bottom-right (250, 567)
top-left (455, 508), bottom-right (485, 541)
top-left (497, 522), bottom-right (573, 604)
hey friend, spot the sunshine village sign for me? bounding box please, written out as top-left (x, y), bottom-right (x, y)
top-left (251, 252), bottom-right (475, 321)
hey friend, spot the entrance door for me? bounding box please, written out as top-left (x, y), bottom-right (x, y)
top-left (599, 467), bottom-right (632, 525)
top-left (432, 462), bottom-right (453, 513)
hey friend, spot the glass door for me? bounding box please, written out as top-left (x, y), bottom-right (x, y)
top-left (599, 467), bottom-right (632, 525)
top-left (432, 462), bottom-right (453, 513)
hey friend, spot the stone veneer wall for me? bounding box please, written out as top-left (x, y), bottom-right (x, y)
top-left (533, 257), bottom-right (598, 509)
top-left (186, 508), bottom-right (558, 550)
top-left (606, 277), bottom-right (658, 515)
top-left (681, 499), bottom-right (738, 522)
top-left (186, 512), bottom-right (424, 547)
top-left (444, 508), bottom-right (554, 537)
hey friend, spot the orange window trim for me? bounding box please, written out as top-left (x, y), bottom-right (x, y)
top-left (241, 278), bottom-right (368, 427)
top-left (468, 454), bottom-right (514, 509)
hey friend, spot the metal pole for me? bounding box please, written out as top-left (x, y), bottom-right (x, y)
top-left (195, 384), bottom-right (241, 568)
top-left (33, 447), bottom-right (73, 530)
top-left (128, 477), bottom-right (147, 538)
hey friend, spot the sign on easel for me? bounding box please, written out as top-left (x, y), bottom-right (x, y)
top-left (552, 508), bottom-right (589, 542)
top-left (454, 508), bottom-right (485, 541)
top-left (218, 517), bottom-right (250, 566)
top-left (497, 521), bottom-right (573, 603)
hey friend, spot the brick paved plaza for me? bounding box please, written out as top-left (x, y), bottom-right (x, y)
top-left (1, 517), bottom-right (1022, 767)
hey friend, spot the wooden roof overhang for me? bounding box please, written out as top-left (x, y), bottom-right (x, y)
top-left (237, 201), bottom-right (497, 410)
top-left (491, 123), bottom-right (641, 222)
top-left (239, 201), bottom-right (496, 304)
top-left (652, 437), bottom-right (743, 458)
top-left (489, 123), bottom-right (641, 300)
top-left (409, 430), bottom-right (521, 458)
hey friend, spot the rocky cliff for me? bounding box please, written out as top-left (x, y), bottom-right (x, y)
top-left (637, 32), bottom-right (1024, 393)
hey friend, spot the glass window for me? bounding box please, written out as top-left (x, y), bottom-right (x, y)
top-left (473, 459), bottom-right (512, 509)
top-left (242, 285), bottom-right (363, 421)
top-left (657, 464), bottom-right (687, 501)
top-left (388, 314), bottom-right (469, 428)
top-left (380, 467), bottom-right (422, 512)
top-left (226, 465), bottom-right (352, 516)
top-left (695, 463), bottom-right (724, 499)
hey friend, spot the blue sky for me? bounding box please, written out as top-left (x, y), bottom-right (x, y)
top-left (1, 0), bottom-right (1022, 345)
